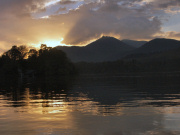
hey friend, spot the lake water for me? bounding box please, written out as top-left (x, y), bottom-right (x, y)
top-left (1, 74), bottom-right (180, 135)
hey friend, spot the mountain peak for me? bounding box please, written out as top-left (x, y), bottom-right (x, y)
top-left (97, 36), bottom-right (119, 41)
top-left (145, 38), bottom-right (180, 47)
top-left (150, 38), bottom-right (178, 42)
top-left (57, 36), bottom-right (136, 62)
top-left (132, 38), bottom-right (180, 54)
top-left (87, 36), bottom-right (129, 48)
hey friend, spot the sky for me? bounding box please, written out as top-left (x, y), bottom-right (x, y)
top-left (0, 0), bottom-right (180, 53)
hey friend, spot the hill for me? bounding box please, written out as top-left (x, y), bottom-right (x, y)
top-left (124, 38), bottom-right (180, 59)
top-left (133, 38), bottom-right (180, 54)
top-left (57, 36), bottom-right (135, 62)
top-left (76, 47), bottom-right (180, 74)
top-left (138, 46), bottom-right (180, 62)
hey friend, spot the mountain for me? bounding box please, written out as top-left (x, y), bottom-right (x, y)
top-left (123, 38), bottom-right (180, 65)
top-left (57, 36), bottom-right (135, 62)
top-left (121, 39), bottom-right (147, 48)
top-left (76, 47), bottom-right (180, 74)
top-left (133, 38), bottom-right (180, 54)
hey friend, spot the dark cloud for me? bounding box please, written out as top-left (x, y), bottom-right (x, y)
top-left (152, 0), bottom-right (180, 9)
top-left (0, 0), bottom-right (32, 16)
top-left (58, 0), bottom-right (77, 5)
top-left (63, 2), bottom-right (162, 44)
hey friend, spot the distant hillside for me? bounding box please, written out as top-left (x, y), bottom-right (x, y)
top-left (57, 36), bottom-right (135, 62)
top-left (133, 38), bottom-right (180, 54)
top-left (76, 47), bottom-right (180, 74)
top-left (140, 46), bottom-right (180, 62)
top-left (73, 38), bottom-right (180, 74)
top-left (122, 39), bottom-right (147, 48)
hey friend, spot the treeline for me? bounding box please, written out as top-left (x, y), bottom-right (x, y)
top-left (75, 58), bottom-right (180, 74)
top-left (0, 44), bottom-right (76, 78)
top-left (1, 44), bottom-right (180, 78)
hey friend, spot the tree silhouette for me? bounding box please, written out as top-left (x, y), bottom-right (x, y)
top-left (3, 45), bottom-right (28, 61)
top-left (0, 44), bottom-right (76, 79)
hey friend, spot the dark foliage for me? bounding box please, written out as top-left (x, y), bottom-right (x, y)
top-left (0, 44), bottom-right (77, 79)
top-left (76, 46), bottom-right (180, 74)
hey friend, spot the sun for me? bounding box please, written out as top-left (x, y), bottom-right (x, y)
top-left (39, 38), bottom-right (67, 48)
top-left (32, 38), bottom-right (72, 48)
top-left (42, 40), bottom-right (61, 47)
top-left (42, 38), bottom-right (65, 47)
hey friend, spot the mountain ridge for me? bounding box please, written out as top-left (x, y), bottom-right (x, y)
top-left (57, 37), bottom-right (180, 62)
top-left (133, 38), bottom-right (180, 54)
top-left (57, 36), bottom-right (135, 62)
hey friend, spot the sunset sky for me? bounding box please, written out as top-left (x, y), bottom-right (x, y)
top-left (0, 0), bottom-right (180, 53)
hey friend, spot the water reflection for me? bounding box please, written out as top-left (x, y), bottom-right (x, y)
top-left (71, 74), bottom-right (180, 107)
top-left (0, 74), bottom-right (180, 134)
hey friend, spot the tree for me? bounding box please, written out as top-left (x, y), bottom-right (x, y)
top-left (18, 45), bottom-right (28, 60)
top-left (28, 49), bottom-right (38, 58)
top-left (39, 44), bottom-right (52, 55)
top-left (0, 44), bottom-right (77, 78)
top-left (36, 47), bottom-right (76, 76)
top-left (3, 45), bottom-right (28, 61)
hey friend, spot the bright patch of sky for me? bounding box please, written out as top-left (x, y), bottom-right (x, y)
top-left (45, 0), bottom-right (62, 7)
top-left (33, 0), bottom-right (153, 18)
top-left (162, 13), bottom-right (180, 32)
top-left (33, 0), bottom-right (85, 18)
top-left (34, 0), bottom-right (140, 18)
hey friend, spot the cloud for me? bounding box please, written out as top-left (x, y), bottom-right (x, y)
top-left (0, 0), bottom-right (180, 53)
top-left (58, 0), bottom-right (77, 5)
top-left (166, 31), bottom-right (180, 39)
top-left (63, 2), bottom-right (162, 44)
top-left (152, 0), bottom-right (180, 8)
top-left (0, 0), bottom-right (69, 50)
top-left (143, 0), bottom-right (180, 14)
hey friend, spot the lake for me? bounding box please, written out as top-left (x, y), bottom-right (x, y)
top-left (0, 73), bottom-right (180, 135)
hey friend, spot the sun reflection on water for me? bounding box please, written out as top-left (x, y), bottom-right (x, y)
top-left (1, 75), bottom-right (180, 134)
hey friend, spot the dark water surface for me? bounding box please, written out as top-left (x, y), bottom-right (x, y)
top-left (1, 74), bottom-right (180, 135)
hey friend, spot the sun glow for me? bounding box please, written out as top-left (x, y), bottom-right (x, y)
top-left (42, 39), bottom-right (62, 47)
top-left (33, 38), bottom-right (71, 48)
